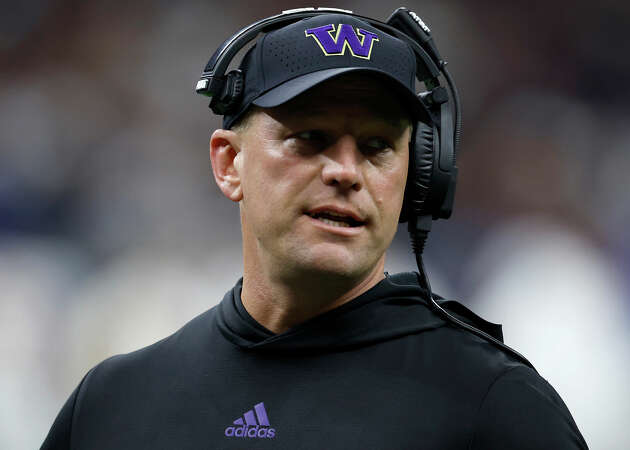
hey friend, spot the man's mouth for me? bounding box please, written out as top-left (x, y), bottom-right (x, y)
top-left (306, 210), bottom-right (364, 228)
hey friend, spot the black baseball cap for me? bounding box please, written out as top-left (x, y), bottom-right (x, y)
top-left (222, 13), bottom-right (431, 129)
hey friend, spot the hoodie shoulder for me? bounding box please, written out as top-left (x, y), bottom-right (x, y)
top-left (469, 365), bottom-right (589, 449)
top-left (387, 272), bottom-right (505, 341)
top-left (89, 304), bottom-right (218, 377)
top-left (56, 306), bottom-right (220, 441)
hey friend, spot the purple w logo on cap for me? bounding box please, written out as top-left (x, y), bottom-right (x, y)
top-left (305, 24), bottom-right (379, 60)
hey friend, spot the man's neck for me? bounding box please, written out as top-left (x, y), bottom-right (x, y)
top-left (240, 259), bottom-right (386, 334)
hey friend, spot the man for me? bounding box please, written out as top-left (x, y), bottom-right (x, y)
top-left (42, 10), bottom-right (588, 449)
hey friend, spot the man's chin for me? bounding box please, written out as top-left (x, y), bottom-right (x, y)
top-left (286, 248), bottom-right (381, 282)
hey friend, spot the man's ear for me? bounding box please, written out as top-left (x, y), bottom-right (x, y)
top-left (210, 129), bottom-right (243, 202)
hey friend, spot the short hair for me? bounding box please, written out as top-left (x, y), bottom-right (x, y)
top-left (229, 106), bottom-right (259, 134)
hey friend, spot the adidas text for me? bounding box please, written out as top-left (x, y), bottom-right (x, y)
top-left (224, 424), bottom-right (276, 438)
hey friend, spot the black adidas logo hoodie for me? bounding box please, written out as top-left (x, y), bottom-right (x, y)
top-left (42, 272), bottom-right (588, 449)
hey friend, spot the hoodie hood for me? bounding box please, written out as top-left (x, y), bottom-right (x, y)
top-left (215, 272), bottom-right (502, 353)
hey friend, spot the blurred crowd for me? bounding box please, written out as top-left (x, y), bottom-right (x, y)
top-left (1, 1), bottom-right (629, 448)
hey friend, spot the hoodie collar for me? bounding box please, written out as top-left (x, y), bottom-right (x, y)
top-left (216, 272), bottom-right (454, 353)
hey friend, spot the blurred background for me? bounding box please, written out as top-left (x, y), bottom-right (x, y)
top-left (1, 0), bottom-right (628, 448)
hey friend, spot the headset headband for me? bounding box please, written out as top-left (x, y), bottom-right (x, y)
top-left (197, 8), bottom-right (445, 120)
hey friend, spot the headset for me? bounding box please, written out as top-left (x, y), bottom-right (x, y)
top-left (197, 7), bottom-right (536, 371)
top-left (197, 6), bottom-right (458, 226)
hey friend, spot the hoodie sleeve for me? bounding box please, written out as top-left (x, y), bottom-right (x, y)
top-left (40, 368), bottom-right (92, 450)
top-left (469, 366), bottom-right (588, 449)
top-left (40, 386), bottom-right (79, 449)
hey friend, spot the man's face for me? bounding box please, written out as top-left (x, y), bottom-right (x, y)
top-left (232, 75), bottom-right (411, 282)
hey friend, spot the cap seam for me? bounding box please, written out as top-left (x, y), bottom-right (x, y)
top-left (405, 43), bottom-right (416, 88)
top-left (258, 33), bottom-right (268, 90)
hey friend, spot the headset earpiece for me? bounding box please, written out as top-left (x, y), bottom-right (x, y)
top-left (400, 83), bottom-right (457, 223)
top-left (209, 69), bottom-right (244, 115)
top-left (432, 99), bottom-right (457, 219)
top-left (401, 121), bottom-right (435, 222)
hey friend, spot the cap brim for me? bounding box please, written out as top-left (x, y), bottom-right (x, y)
top-left (252, 67), bottom-right (431, 123)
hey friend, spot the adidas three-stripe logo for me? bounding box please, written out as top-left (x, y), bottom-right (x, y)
top-left (234, 402), bottom-right (269, 426)
top-left (224, 402), bottom-right (276, 439)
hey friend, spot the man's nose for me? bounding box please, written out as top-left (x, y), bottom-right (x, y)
top-left (320, 135), bottom-right (363, 191)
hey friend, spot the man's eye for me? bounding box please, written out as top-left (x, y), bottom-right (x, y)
top-left (362, 137), bottom-right (392, 154)
top-left (296, 130), bottom-right (326, 142)
top-left (290, 130), bottom-right (329, 152)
